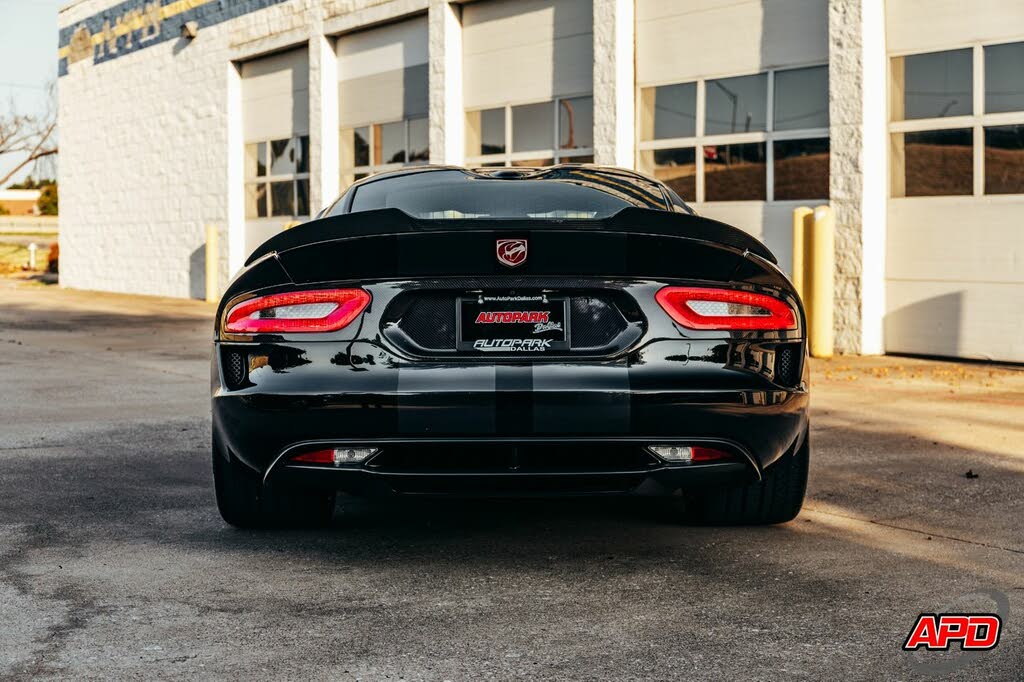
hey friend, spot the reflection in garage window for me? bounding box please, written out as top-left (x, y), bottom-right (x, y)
top-left (704, 142), bottom-right (767, 201)
top-left (340, 117), bottom-right (430, 188)
top-left (465, 97), bottom-right (594, 167)
top-left (985, 42), bottom-right (1024, 114)
top-left (894, 49), bottom-right (973, 120)
top-left (893, 128), bottom-right (973, 197)
top-left (637, 66), bottom-right (826, 202)
top-left (270, 181), bottom-right (295, 216)
top-left (559, 97), bottom-right (594, 151)
top-left (465, 108), bottom-right (506, 156)
top-left (890, 40), bottom-right (1024, 197)
top-left (512, 101), bottom-right (555, 153)
top-left (638, 147), bottom-right (696, 201)
top-left (640, 82), bottom-right (696, 141)
top-left (984, 124), bottom-right (1024, 194)
top-left (705, 73), bottom-right (767, 135)
top-left (773, 138), bottom-right (830, 200)
top-left (244, 135), bottom-right (311, 219)
top-left (774, 66), bottom-right (829, 131)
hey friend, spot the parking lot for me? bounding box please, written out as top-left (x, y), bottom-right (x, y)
top-left (1, 279), bottom-right (1022, 679)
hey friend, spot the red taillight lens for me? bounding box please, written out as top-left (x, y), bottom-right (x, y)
top-left (690, 446), bottom-right (734, 462)
top-left (224, 288), bottom-right (370, 334)
top-left (655, 286), bottom-right (796, 331)
top-left (290, 449), bottom-right (335, 464)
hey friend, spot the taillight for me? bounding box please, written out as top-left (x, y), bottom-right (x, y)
top-left (648, 445), bottom-right (735, 463)
top-left (655, 286), bottom-right (796, 330)
top-left (224, 288), bottom-right (370, 334)
top-left (290, 447), bottom-right (377, 465)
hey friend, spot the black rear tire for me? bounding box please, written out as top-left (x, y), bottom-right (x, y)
top-left (685, 428), bottom-right (809, 525)
top-left (212, 437), bottom-right (336, 529)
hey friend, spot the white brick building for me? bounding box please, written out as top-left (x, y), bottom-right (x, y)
top-left (58, 0), bottom-right (1024, 361)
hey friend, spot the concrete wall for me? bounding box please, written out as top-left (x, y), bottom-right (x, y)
top-left (58, 0), bottom-right (322, 299)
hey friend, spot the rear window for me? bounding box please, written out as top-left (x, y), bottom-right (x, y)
top-left (340, 169), bottom-right (668, 219)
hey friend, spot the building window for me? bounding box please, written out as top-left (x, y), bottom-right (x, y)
top-left (891, 41), bottom-right (1024, 197)
top-left (340, 117), bottom-right (429, 188)
top-left (465, 96), bottom-right (594, 167)
top-left (245, 135), bottom-right (310, 219)
top-left (637, 65), bottom-right (829, 202)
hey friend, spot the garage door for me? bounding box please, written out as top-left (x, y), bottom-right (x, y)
top-left (337, 15), bottom-right (429, 185)
top-left (462, 0), bottom-right (594, 166)
top-left (885, 1), bottom-right (1024, 362)
top-left (241, 47), bottom-right (309, 255)
top-left (634, 0), bottom-right (829, 277)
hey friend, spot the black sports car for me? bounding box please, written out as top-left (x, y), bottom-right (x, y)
top-left (212, 165), bottom-right (809, 527)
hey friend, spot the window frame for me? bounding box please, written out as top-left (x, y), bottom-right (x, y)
top-left (635, 64), bottom-right (830, 203)
top-left (244, 134), bottom-right (311, 219)
top-left (889, 39), bottom-right (1024, 198)
top-left (339, 116), bottom-right (430, 188)
top-left (465, 94), bottom-right (596, 167)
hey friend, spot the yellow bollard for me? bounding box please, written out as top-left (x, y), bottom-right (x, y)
top-left (807, 205), bottom-right (834, 358)
top-left (791, 206), bottom-right (812, 301)
top-left (205, 224), bottom-right (219, 304)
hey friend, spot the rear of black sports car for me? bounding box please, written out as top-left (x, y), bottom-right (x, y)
top-left (211, 166), bottom-right (809, 528)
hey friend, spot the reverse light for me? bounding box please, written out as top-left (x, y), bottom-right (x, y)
top-left (649, 445), bottom-right (734, 463)
top-left (224, 289), bottom-right (370, 334)
top-left (655, 286), bottom-right (796, 331)
top-left (290, 447), bottom-right (377, 466)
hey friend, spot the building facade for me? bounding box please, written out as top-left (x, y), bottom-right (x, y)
top-left (57, 0), bottom-right (1024, 361)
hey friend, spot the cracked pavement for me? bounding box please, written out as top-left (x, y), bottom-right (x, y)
top-left (1, 280), bottom-right (1022, 679)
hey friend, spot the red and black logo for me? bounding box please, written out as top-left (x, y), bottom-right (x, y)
top-left (903, 614), bottom-right (1002, 651)
top-left (496, 239), bottom-right (527, 267)
top-left (475, 311), bottom-right (550, 324)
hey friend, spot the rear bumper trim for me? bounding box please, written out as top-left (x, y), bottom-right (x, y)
top-left (269, 461), bottom-right (751, 498)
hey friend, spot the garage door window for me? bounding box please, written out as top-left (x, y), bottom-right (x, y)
top-left (245, 135), bottom-right (310, 219)
top-left (340, 117), bottom-right (429, 186)
top-left (891, 41), bottom-right (1024, 197)
top-left (637, 66), bottom-right (829, 202)
top-left (466, 96), bottom-right (594, 167)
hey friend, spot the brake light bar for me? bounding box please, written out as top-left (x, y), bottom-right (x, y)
top-left (655, 286), bottom-right (796, 331)
top-left (224, 288), bottom-right (371, 334)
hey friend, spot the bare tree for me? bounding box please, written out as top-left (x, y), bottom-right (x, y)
top-left (0, 81), bottom-right (57, 187)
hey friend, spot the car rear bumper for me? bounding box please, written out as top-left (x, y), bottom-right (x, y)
top-left (212, 338), bottom-right (808, 497)
top-left (214, 394), bottom-right (807, 498)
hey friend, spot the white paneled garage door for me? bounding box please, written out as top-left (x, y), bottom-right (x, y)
top-left (462, 0), bottom-right (594, 166)
top-left (634, 0), bottom-right (829, 276)
top-left (462, 0), bottom-right (592, 110)
top-left (337, 15), bottom-right (429, 185)
top-left (241, 47), bottom-right (310, 255)
top-left (885, 1), bottom-right (1024, 362)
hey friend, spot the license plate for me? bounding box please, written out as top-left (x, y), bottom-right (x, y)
top-left (458, 295), bottom-right (569, 352)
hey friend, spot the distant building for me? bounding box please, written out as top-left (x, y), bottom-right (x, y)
top-left (57, 0), bottom-right (1024, 362)
top-left (0, 189), bottom-right (42, 216)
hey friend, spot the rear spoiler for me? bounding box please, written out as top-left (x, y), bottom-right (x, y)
top-left (245, 206), bottom-right (777, 267)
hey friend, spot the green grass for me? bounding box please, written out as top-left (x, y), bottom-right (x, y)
top-left (0, 242), bottom-right (53, 274)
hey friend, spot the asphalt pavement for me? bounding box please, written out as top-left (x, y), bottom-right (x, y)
top-left (1, 279), bottom-right (1022, 680)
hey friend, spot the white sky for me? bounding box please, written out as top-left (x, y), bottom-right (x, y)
top-left (0, 0), bottom-right (60, 186)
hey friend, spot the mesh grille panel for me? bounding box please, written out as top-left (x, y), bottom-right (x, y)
top-left (393, 295), bottom-right (458, 350)
top-left (223, 349), bottom-right (247, 389)
top-left (570, 297), bottom-right (628, 349)
top-left (775, 344), bottom-right (801, 387)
